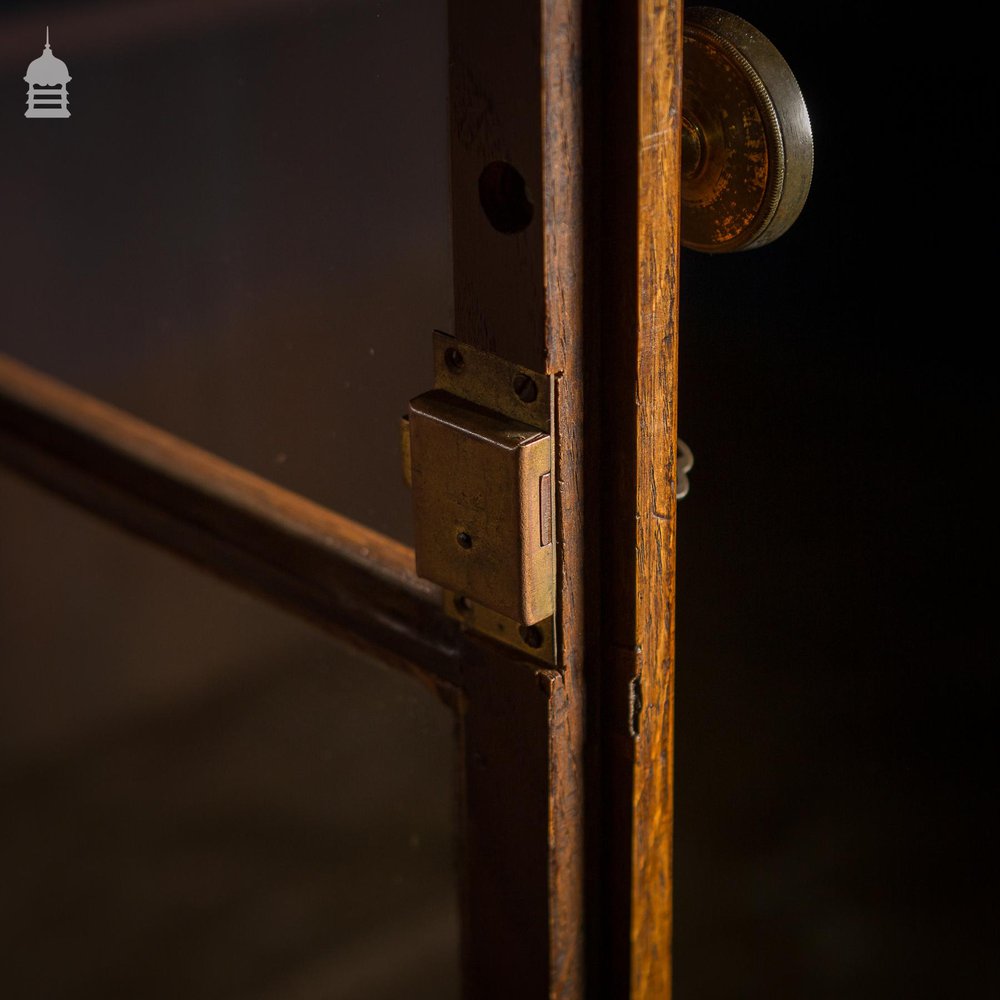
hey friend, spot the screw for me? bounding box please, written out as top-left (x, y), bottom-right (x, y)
top-left (456, 531), bottom-right (473, 549)
top-left (519, 625), bottom-right (543, 648)
top-left (445, 347), bottom-right (465, 373)
top-left (453, 594), bottom-right (472, 614)
top-left (513, 373), bottom-right (537, 403)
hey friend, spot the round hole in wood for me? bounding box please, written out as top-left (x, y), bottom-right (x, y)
top-left (478, 161), bottom-right (533, 234)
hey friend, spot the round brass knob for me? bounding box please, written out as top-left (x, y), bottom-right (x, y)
top-left (681, 7), bottom-right (813, 252)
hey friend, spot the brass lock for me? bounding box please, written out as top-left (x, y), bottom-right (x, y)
top-left (681, 7), bottom-right (813, 252)
top-left (402, 334), bottom-right (555, 652)
top-left (400, 11), bottom-right (811, 645)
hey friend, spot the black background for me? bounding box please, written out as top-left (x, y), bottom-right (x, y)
top-left (675, 2), bottom-right (993, 996)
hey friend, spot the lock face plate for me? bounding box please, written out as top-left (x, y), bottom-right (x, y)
top-left (402, 332), bottom-right (556, 644)
top-left (409, 389), bottom-right (553, 625)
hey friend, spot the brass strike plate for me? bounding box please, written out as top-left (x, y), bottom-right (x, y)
top-left (401, 333), bottom-right (555, 661)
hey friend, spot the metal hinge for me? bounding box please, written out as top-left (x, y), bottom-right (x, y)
top-left (401, 333), bottom-right (555, 662)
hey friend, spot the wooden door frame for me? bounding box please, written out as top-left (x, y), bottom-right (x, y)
top-left (0, 2), bottom-right (681, 996)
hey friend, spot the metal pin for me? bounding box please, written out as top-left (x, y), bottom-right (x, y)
top-left (677, 438), bottom-right (694, 500)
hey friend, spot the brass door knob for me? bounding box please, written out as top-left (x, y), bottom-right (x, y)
top-left (682, 7), bottom-right (813, 252)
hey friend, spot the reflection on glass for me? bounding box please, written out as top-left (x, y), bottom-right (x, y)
top-left (0, 470), bottom-right (459, 1000)
top-left (0, 0), bottom-right (451, 544)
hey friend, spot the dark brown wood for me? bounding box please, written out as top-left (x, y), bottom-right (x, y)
top-left (0, 353), bottom-right (461, 703)
top-left (449, 0), bottom-right (587, 995)
top-left (456, 642), bottom-right (558, 998)
top-left (541, 0), bottom-right (588, 989)
top-left (449, 2), bottom-right (545, 372)
top-left (453, 641), bottom-right (582, 1000)
top-left (598, 1), bottom-right (682, 997)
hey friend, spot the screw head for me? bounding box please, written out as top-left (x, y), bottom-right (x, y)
top-left (519, 625), bottom-right (544, 649)
top-left (512, 373), bottom-right (537, 403)
top-left (445, 347), bottom-right (465, 373)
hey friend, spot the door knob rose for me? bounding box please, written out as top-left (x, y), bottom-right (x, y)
top-left (681, 7), bottom-right (813, 252)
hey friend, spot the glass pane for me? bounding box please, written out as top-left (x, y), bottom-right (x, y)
top-left (0, 0), bottom-right (451, 544)
top-left (0, 469), bottom-right (459, 1000)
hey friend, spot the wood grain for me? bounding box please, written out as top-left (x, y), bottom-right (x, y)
top-left (449, 0), bottom-right (587, 995)
top-left (632, 6), bottom-right (681, 993)
top-left (0, 353), bottom-right (461, 703)
top-left (541, 2), bottom-right (587, 995)
top-left (449, 2), bottom-right (545, 372)
top-left (597, 1), bottom-right (682, 997)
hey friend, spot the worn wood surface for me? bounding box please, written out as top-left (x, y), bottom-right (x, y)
top-left (456, 642), bottom-right (556, 998)
top-left (0, 353), bottom-right (461, 703)
top-left (449, 2), bottom-right (544, 372)
top-left (597, 1), bottom-right (682, 997)
top-left (540, 2), bottom-right (587, 994)
top-left (449, 0), bottom-right (587, 995)
top-left (630, 6), bottom-right (681, 992)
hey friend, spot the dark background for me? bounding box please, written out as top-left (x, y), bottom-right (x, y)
top-left (675, 2), bottom-right (993, 996)
top-left (1, 0), bottom-right (993, 998)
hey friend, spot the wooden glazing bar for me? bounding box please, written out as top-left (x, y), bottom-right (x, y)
top-left (0, 353), bottom-right (461, 701)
